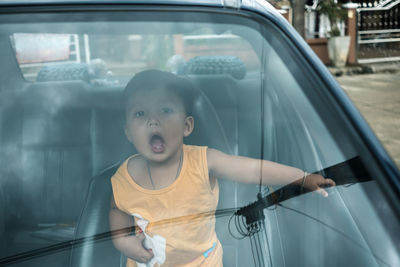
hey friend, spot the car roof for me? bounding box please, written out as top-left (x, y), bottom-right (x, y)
top-left (0, 0), bottom-right (244, 8)
top-left (0, 0), bottom-right (281, 21)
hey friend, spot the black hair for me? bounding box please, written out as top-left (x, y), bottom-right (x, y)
top-left (123, 69), bottom-right (194, 116)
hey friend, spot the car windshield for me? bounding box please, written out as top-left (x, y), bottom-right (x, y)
top-left (0, 7), bottom-right (399, 267)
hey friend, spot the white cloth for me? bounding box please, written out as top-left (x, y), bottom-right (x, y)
top-left (132, 213), bottom-right (166, 267)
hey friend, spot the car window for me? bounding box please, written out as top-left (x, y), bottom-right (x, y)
top-left (11, 29), bottom-right (259, 82)
top-left (0, 7), bottom-right (399, 267)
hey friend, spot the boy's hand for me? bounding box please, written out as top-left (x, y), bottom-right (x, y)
top-left (125, 231), bottom-right (154, 263)
top-left (302, 173), bottom-right (336, 197)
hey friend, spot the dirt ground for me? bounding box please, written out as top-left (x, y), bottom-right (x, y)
top-left (336, 72), bottom-right (400, 169)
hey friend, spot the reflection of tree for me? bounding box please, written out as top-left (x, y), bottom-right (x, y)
top-left (142, 35), bottom-right (174, 70)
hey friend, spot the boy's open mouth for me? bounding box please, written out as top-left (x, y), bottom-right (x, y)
top-left (150, 134), bottom-right (165, 153)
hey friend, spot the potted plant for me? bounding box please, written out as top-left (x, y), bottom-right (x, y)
top-left (317, 0), bottom-right (349, 67)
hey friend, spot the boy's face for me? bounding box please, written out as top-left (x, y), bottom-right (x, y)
top-left (124, 87), bottom-right (194, 163)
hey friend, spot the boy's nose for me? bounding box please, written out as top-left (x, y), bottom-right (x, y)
top-left (147, 117), bottom-right (160, 127)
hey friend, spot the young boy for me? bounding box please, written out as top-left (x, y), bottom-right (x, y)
top-left (109, 70), bottom-right (335, 267)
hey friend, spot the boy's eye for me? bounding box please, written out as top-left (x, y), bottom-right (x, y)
top-left (161, 107), bottom-right (173, 114)
top-left (134, 111), bottom-right (145, 117)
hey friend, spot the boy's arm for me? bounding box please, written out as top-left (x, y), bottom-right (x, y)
top-left (207, 148), bottom-right (335, 196)
top-left (109, 196), bottom-right (154, 263)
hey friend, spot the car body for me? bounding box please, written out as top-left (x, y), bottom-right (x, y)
top-left (0, 0), bottom-right (399, 266)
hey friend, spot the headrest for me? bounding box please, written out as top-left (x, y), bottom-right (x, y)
top-left (36, 59), bottom-right (113, 83)
top-left (37, 63), bottom-right (90, 82)
top-left (180, 56), bottom-right (246, 80)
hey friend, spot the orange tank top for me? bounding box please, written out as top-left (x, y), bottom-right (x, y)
top-left (111, 145), bottom-right (223, 267)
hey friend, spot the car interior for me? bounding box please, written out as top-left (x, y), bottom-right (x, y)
top-left (1, 8), bottom-right (399, 267)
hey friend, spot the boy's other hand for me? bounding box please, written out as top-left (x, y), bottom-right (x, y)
top-left (126, 232), bottom-right (154, 263)
top-left (303, 173), bottom-right (336, 197)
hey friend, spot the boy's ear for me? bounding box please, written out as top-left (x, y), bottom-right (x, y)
top-left (183, 116), bottom-right (194, 137)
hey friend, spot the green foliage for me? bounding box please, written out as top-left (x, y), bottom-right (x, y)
top-left (317, 0), bottom-right (348, 37)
